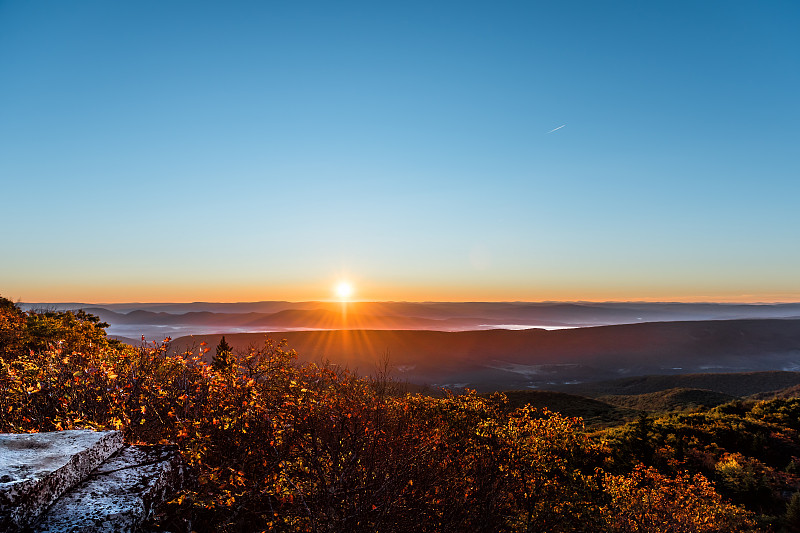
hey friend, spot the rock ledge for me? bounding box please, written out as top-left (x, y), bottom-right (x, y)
top-left (0, 431), bottom-right (185, 532)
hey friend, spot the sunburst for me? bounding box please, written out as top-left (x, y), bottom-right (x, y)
top-left (335, 281), bottom-right (353, 300)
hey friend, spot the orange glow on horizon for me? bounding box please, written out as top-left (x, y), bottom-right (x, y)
top-left (6, 280), bottom-right (800, 305)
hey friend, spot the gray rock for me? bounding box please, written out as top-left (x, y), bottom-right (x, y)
top-left (31, 445), bottom-right (187, 533)
top-left (0, 430), bottom-right (124, 530)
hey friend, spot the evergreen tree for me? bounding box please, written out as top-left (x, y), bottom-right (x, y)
top-left (212, 335), bottom-right (233, 371)
top-left (625, 412), bottom-right (655, 464)
top-left (786, 492), bottom-right (800, 532)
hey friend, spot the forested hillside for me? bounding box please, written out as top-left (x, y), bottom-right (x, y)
top-left (5, 296), bottom-right (800, 531)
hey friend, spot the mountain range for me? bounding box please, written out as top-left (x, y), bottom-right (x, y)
top-left (20, 301), bottom-right (800, 341)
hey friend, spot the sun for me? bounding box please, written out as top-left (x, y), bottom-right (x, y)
top-left (335, 281), bottom-right (353, 300)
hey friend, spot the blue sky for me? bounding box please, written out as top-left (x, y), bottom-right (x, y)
top-left (2, 1), bottom-right (799, 302)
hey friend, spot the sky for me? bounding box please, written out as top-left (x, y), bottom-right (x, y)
top-left (2, 1), bottom-right (799, 303)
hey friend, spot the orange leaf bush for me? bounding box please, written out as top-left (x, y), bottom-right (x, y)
top-left (0, 297), bottom-right (760, 532)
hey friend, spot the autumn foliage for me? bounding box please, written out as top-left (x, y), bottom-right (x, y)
top-left (0, 297), bottom-right (764, 531)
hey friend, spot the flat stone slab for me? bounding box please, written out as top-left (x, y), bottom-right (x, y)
top-left (32, 445), bottom-right (187, 533)
top-left (0, 430), bottom-right (124, 530)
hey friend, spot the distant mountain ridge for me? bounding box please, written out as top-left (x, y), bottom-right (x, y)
top-left (79, 307), bottom-right (487, 332)
top-left (20, 301), bottom-right (800, 340)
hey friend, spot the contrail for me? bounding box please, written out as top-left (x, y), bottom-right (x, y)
top-left (547, 124), bottom-right (566, 133)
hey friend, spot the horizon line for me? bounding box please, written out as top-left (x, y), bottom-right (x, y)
top-left (16, 299), bottom-right (800, 306)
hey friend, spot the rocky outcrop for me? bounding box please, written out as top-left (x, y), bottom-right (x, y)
top-left (31, 445), bottom-right (186, 533)
top-left (0, 430), bottom-right (124, 530)
top-left (0, 430), bottom-right (186, 532)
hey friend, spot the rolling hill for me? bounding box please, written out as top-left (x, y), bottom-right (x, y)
top-left (167, 319), bottom-right (800, 392)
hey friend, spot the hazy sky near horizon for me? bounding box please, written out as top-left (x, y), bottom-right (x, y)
top-left (2, 1), bottom-right (799, 303)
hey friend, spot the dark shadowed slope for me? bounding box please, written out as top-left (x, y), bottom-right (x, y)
top-left (598, 388), bottom-right (739, 412)
top-left (555, 371), bottom-right (800, 398)
top-left (747, 383), bottom-right (800, 400)
top-left (168, 319), bottom-right (800, 392)
top-left (498, 390), bottom-right (639, 427)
